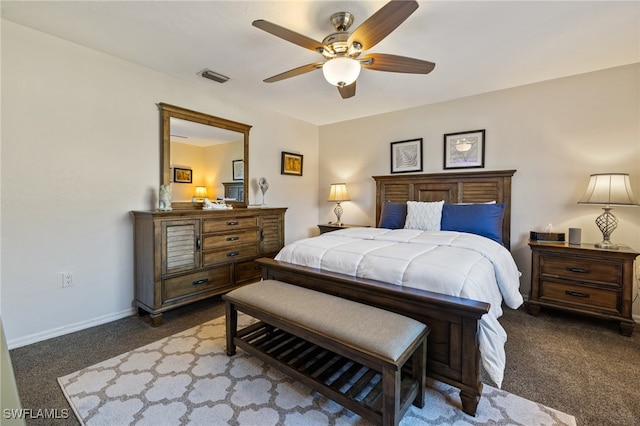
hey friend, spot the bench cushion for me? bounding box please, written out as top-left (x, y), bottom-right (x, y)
top-left (225, 279), bottom-right (426, 362)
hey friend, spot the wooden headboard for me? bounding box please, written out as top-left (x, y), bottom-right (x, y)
top-left (373, 170), bottom-right (516, 248)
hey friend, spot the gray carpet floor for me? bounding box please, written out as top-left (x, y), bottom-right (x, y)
top-left (9, 297), bottom-right (640, 426)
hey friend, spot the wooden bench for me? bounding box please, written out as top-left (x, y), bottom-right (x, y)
top-left (223, 279), bottom-right (430, 426)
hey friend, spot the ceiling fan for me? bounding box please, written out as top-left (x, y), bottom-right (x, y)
top-left (252, 0), bottom-right (435, 99)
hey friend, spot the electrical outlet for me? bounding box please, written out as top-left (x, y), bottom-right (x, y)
top-left (62, 272), bottom-right (73, 288)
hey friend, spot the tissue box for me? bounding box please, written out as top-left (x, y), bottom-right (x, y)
top-left (530, 231), bottom-right (565, 242)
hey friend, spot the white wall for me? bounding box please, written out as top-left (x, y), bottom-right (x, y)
top-left (319, 64), bottom-right (640, 316)
top-left (0, 21), bottom-right (319, 347)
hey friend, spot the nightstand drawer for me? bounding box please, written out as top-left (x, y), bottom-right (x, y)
top-left (540, 255), bottom-right (622, 286)
top-left (540, 280), bottom-right (619, 311)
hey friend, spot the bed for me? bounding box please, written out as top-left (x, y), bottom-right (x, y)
top-left (257, 169), bottom-right (521, 416)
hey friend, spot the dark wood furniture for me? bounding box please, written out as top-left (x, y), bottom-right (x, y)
top-left (132, 207), bottom-right (286, 325)
top-left (529, 241), bottom-right (638, 336)
top-left (222, 181), bottom-right (244, 202)
top-left (257, 169), bottom-right (516, 416)
top-left (224, 280), bottom-right (429, 426)
top-left (318, 223), bottom-right (370, 234)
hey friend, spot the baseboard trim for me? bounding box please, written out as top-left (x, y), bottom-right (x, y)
top-left (7, 307), bottom-right (136, 350)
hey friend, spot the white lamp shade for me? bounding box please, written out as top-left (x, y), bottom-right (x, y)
top-left (328, 183), bottom-right (350, 202)
top-left (194, 186), bottom-right (208, 199)
top-left (322, 58), bottom-right (361, 87)
top-left (578, 173), bottom-right (639, 205)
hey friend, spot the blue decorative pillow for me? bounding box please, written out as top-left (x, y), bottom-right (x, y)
top-left (440, 203), bottom-right (505, 243)
top-left (378, 201), bottom-right (407, 229)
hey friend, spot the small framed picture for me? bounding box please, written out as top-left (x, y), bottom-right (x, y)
top-left (281, 151), bottom-right (303, 176)
top-left (390, 138), bottom-right (423, 174)
top-left (232, 159), bottom-right (244, 180)
top-left (444, 130), bottom-right (485, 169)
top-left (173, 167), bottom-right (192, 183)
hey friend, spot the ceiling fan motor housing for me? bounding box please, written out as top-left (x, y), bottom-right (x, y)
top-left (322, 32), bottom-right (362, 59)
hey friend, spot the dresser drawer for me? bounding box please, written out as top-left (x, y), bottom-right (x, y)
top-left (540, 255), bottom-right (622, 286)
top-left (203, 216), bottom-right (258, 233)
top-left (539, 280), bottom-right (619, 312)
top-left (202, 230), bottom-right (259, 250)
top-left (202, 243), bottom-right (259, 266)
top-left (235, 259), bottom-right (263, 284)
top-left (163, 265), bottom-right (232, 302)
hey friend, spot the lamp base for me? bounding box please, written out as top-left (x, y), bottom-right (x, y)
top-left (594, 207), bottom-right (619, 250)
top-left (595, 241), bottom-right (619, 250)
top-left (333, 202), bottom-right (344, 227)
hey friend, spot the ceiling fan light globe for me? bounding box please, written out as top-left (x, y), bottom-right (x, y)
top-left (322, 57), bottom-right (361, 87)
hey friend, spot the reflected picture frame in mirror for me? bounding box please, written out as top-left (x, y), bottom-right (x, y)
top-left (159, 103), bottom-right (251, 208)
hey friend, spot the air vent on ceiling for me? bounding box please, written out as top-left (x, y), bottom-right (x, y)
top-left (199, 69), bottom-right (229, 83)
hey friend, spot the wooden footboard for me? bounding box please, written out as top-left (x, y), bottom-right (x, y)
top-left (256, 257), bottom-right (490, 416)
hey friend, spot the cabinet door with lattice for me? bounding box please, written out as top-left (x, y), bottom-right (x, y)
top-left (161, 219), bottom-right (201, 275)
top-left (260, 214), bottom-right (285, 254)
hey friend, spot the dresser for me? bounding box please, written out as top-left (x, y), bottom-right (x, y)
top-left (132, 207), bottom-right (286, 325)
top-left (529, 241), bottom-right (638, 336)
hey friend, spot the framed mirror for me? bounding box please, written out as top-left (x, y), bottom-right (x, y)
top-left (159, 103), bottom-right (251, 208)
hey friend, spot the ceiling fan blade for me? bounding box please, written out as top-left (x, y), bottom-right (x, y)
top-left (253, 20), bottom-right (325, 53)
top-left (360, 53), bottom-right (435, 74)
top-left (263, 62), bottom-right (324, 83)
top-left (338, 81), bottom-right (356, 99)
top-left (348, 0), bottom-right (419, 51)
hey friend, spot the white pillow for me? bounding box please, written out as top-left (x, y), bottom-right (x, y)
top-left (404, 200), bottom-right (445, 231)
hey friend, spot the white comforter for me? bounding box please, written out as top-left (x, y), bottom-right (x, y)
top-left (275, 228), bottom-right (524, 387)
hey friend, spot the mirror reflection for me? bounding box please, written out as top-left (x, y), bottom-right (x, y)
top-left (159, 103), bottom-right (250, 207)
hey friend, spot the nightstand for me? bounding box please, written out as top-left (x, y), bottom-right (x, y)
top-left (318, 223), bottom-right (369, 234)
top-left (528, 241), bottom-right (638, 336)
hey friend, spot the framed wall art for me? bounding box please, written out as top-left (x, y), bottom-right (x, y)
top-left (281, 151), bottom-right (303, 176)
top-left (173, 167), bottom-right (192, 183)
top-left (390, 138), bottom-right (423, 174)
top-left (232, 159), bottom-right (244, 180)
top-left (443, 129), bottom-right (485, 169)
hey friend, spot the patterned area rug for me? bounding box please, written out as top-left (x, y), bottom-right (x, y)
top-left (58, 314), bottom-right (576, 425)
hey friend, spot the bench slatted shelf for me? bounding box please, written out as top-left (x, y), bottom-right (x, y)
top-left (224, 279), bottom-right (430, 426)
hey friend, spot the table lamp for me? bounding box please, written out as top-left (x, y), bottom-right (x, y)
top-left (327, 183), bottom-right (350, 226)
top-left (578, 173), bottom-right (639, 249)
top-left (193, 186), bottom-right (208, 202)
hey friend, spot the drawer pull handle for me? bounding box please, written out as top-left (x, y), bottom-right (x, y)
top-left (565, 290), bottom-right (590, 298)
top-left (192, 278), bottom-right (209, 286)
top-left (567, 267), bottom-right (590, 274)
top-left (254, 265), bottom-right (261, 270)
top-left (227, 221), bottom-right (239, 226)
top-left (227, 251), bottom-right (240, 257)
top-left (260, 230), bottom-right (265, 241)
top-left (195, 237), bottom-right (201, 251)
top-left (227, 236), bottom-right (239, 241)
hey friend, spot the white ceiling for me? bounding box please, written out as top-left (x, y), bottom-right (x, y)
top-left (2, 1), bottom-right (638, 126)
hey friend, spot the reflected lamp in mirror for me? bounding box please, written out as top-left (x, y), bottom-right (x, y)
top-left (578, 173), bottom-right (639, 249)
top-left (193, 186), bottom-right (208, 203)
top-left (327, 183), bottom-right (350, 226)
